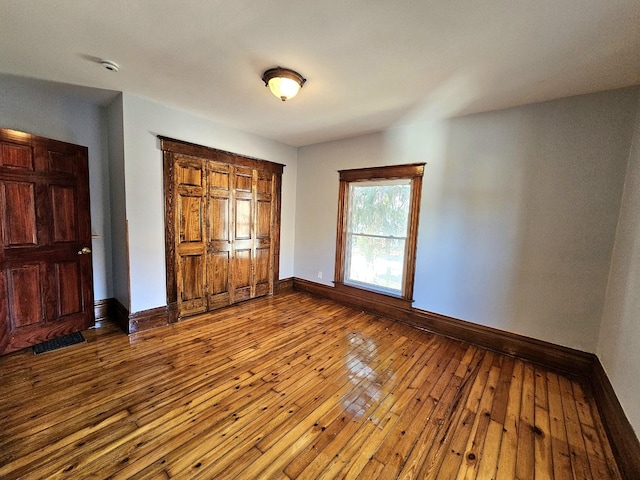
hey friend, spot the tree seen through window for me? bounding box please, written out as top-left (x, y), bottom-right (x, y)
top-left (345, 180), bottom-right (410, 293)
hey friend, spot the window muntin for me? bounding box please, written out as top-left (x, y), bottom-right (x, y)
top-left (344, 179), bottom-right (411, 295)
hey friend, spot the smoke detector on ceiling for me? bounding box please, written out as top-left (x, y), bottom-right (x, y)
top-left (100, 60), bottom-right (119, 72)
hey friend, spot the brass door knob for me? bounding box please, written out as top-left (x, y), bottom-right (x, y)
top-left (78, 247), bottom-right (92, 255)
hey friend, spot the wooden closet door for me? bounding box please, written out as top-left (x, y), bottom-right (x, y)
top-left (208, 164), bottom-right (275, 306)
top-left (255, 170), bottom-right (274, 297)
top-left (174, 156), bottom-right (207, 317)
top-left (161, 137), bottom-right (283, 321)
top-left (207, 161), bottom-right (231, 309)
top-left (230, 166), bottom-right (254, 303)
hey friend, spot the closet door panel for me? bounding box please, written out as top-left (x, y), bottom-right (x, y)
top-left (256, 200), bottom-right (271, 239)
top-left (255, 246), bottom-right (271, 297)
top-left (234, 198), bottom-right (252, 240)
top-left (207, 162), bottom-right (232, 310)
top-left (207, 251), bottom-right (230, 309)
top-left (209, 166), bottom-right (230, 191)
top-left (209, 197), bottom-right (229, 240)
top-left (233, 167), bottom-right (254, 243)
top-left (233, 248), bottom-right (252, 302)
top-left (175, 157), bottom-right (207, 316)
top-left (256, 172), bottom-right (272, 197)
top-left (234, 167), bottom-right (253, 193)
top-left (230, 166), bottom-right (255, 302)
top-left (254, 171), bottom-right (274, 297)
top-left (178, 196), bottom-right (203, 243)
top-left (177, 252), bottom-right (206, 315)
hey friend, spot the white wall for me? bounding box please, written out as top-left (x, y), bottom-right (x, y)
top-left (121, 93), bottom-right (297, 313)
top-left (0, 74), bottom-right (113, 301)
top-left (295, 132), bottom-right (388, 285)
top-left (106, 94), bottom-right (129, 310)
top-left (598, 96), bottom-right (640, 436)
top-left (295, 88), bottom-right (639, 351)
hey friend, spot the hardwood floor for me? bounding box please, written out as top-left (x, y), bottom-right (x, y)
top-left (0, 292), bottom-right (622, 479)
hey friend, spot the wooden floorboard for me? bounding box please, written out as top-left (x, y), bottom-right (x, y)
top-left (0, 291), bottom-right (622, 479)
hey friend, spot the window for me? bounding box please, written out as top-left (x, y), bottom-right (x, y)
top-left (345, 179), bottom-right (410, 294)
top-left (334, 163), bottom-right (424, 305)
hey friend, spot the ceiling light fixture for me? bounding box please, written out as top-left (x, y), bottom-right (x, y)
top-left (262, 67), bottom-right (306, 102)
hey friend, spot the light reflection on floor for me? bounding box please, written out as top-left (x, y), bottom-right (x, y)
top-left (342, 334), bottom-right (390, 424)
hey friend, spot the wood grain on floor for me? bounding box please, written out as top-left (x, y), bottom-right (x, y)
top-left (0, 292), bottom-right (621, 479)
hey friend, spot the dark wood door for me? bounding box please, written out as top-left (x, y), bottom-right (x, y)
top-left (0, 129), bottom-right (94, 355)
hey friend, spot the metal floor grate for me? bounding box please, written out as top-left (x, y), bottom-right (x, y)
top-left (32, 332), bottom-right (86, 354)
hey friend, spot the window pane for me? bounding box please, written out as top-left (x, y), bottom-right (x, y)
top-left (346, 234), bottom-right (406, 292)
top-left (349, 181), bottom-right (410, 237)
top-left (336, 163), bottom-right (424, 302)
top-left (345, 180), bottom-right (411, 294)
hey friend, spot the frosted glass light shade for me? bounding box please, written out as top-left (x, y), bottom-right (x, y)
top-left (262, 67), bottom-right (306, 102)
top-left (268, 77), bottom-right (301, 101)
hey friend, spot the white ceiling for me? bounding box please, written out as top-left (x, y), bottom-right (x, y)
top-left (1, 1), bottom-right (639, 147)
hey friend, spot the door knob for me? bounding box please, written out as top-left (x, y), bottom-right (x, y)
top-left (78, 247), bottom-right (92, 255)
